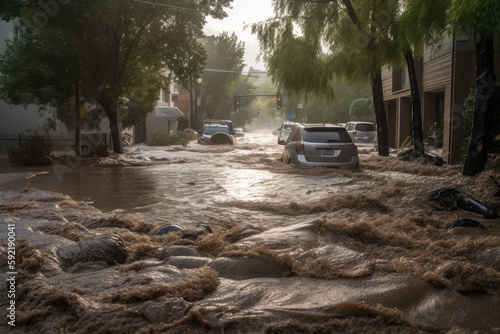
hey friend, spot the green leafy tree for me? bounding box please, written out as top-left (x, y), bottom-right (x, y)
top-left (447, 0), bottom-right (500, 176)
top-left (253, 0), bottom-right (453, 159)
top-left (0, 0), bottom-right (232, 153)
top-left (301, 79), bottom-right (372, 124)
top-left (229, 75), bottom-right (256, 127)
top-left (198, 32), bottom-right (247, 126)
top-left (252, 0), bottom-right (400, 156)
top-left (349, 98), bottom-right (375, 122)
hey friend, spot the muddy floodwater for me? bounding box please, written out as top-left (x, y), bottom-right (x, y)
top-left (1, 129), bottom-right (500, 334)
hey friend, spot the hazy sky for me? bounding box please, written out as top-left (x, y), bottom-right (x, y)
top-left (203, 0), bottom-right (275, 72)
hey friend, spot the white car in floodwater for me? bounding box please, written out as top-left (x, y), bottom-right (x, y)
top-left (276, 121), bottom-right (303, 144)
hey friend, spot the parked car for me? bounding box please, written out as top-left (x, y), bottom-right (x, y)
top-left (276, 121), bottom-right (303, 144)
top-left (197, 121), bottom-right (234, 144)
top-left (345, 121), bottom-right (376, 142)
top-left (279, 124), bottom-right (359, 171)
top-left (234, 127), bottom-right (244, 137)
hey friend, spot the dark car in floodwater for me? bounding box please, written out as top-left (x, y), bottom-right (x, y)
top-left (198, 119), bottom-right (235, 144)
top-left (280, 124), bottom-right (359, 171)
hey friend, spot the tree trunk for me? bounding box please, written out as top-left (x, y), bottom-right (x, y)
top-left (404, 49), bottom-right (425, 157)
top-left (99, 98), bottom-right (124, 154)
top-left (74, 79), bottom-right (81, 157)
top-left (371, 70), bottom-right (390, 156)
top-left (463, 36), bottom-right (497, 176)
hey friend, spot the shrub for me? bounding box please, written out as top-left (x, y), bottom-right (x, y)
top-left (8, 129), bottom-right (54, 165)
top-left (349, 98), bottom-right (375, 123)
top-left (147, 129), bottom-right (197, 146)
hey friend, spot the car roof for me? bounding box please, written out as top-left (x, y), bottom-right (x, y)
top-left (204, 124), bottom-right (228, 127)
top-left (204, 119), bottom-right (233, 125)
top-left (302, 123), bottom-right (341, 127)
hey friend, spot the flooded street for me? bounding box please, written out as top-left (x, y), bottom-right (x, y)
top-left (1, 129), bottom-right (500, 333)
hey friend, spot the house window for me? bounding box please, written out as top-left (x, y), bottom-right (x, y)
top-left (400, 67), bottom-right (409, 90)
top-left (392, 67), bottom-right (410, 91)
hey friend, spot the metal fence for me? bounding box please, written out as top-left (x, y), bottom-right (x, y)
top-left (0, 132), bottom-right (109, 155)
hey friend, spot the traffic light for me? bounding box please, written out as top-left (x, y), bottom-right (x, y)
top-left (277, 95), bottom-right (282, 109)
top-left (234, 95), bottom-right (240, 110)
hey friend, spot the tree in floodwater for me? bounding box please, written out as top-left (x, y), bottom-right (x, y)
top-left (448, 0), bottom-right (500, 176)
top-left (0, 0), bottom-right (232, 153)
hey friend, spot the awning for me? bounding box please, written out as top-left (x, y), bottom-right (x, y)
top-left (154, 107), bottom-right (185, 121)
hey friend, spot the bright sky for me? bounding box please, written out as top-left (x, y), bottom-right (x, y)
top-left (203, 0), bottom-right (275, 72)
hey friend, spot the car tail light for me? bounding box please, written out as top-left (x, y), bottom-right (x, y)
top-left (352, 130), bottom-right (357, 135)
top-left (353, 143), bottom-right (358, 156)
top-left (296, 142), bottom-right (304, 155)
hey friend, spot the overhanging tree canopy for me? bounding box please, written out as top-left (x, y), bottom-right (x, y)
top-left (0, 0), bottom-right (233, 153)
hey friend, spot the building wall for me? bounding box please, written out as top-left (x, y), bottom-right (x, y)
top-left (382, 29), bottom-right (500, 166)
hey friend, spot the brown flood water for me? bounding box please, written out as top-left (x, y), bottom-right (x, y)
top-left (1, 129), bottom-right (500, 333)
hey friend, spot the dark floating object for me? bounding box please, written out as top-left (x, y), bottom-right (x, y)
top-left (181, 224), bottom-right (213, 241)
top-left (57, 234), bottom-right (128, 269)
top-left (209, 133), bottom-right (234, 145)
top-left (428, 188), bottom-right (498, 218)
top-left (450, 218), bottom-right (484, 229)
top-left (152, 224), bottom-right (184, 236)
top-left (397, 149), bottom-right (443, 166)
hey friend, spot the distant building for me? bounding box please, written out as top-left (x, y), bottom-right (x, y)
top-left (248, 67), bottom-right (268, 86)
top-left (382, 29), bottom-right (500, 164)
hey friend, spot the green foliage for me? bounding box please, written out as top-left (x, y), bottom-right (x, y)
top-left (428, 121), bottom-right (444, 137)
top-left (199, 32), bottom-right (248, 125)
top-left (460, 85), bottom-right (475, 162)
top-left (298, 79), bottom-right (372, 123)
top-left (229, 76), bottom-right (257, 127)
top-left (0, 0), bottom-right (233, 137)
top-left (349, 98), bottom-right (375, 122)
top-left (8, 129), bottom-right (53, 166)
top-left (147, 129), bottom-right (196, 147)
top-left (266, 34), bottom-right (332, 97)
top-left (447, 0), bottom-right (500, 40)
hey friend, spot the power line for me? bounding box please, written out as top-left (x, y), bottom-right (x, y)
top-left (204, 68), bottom-right (267, 75)
top-left (131, 0), bottom-right (199, 12)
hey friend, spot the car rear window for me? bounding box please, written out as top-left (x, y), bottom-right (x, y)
top-left (355, 123), bottom-right (375, 132)
top-left (204, 126), bottom-right (229, 135)
top-left (302, 128), bottom-right (351, 143)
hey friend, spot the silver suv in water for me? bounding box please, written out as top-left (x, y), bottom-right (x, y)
top-left (345, 121), bottom-right (376, 143)
top-left (279, 125), bottom-right (359, 171)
